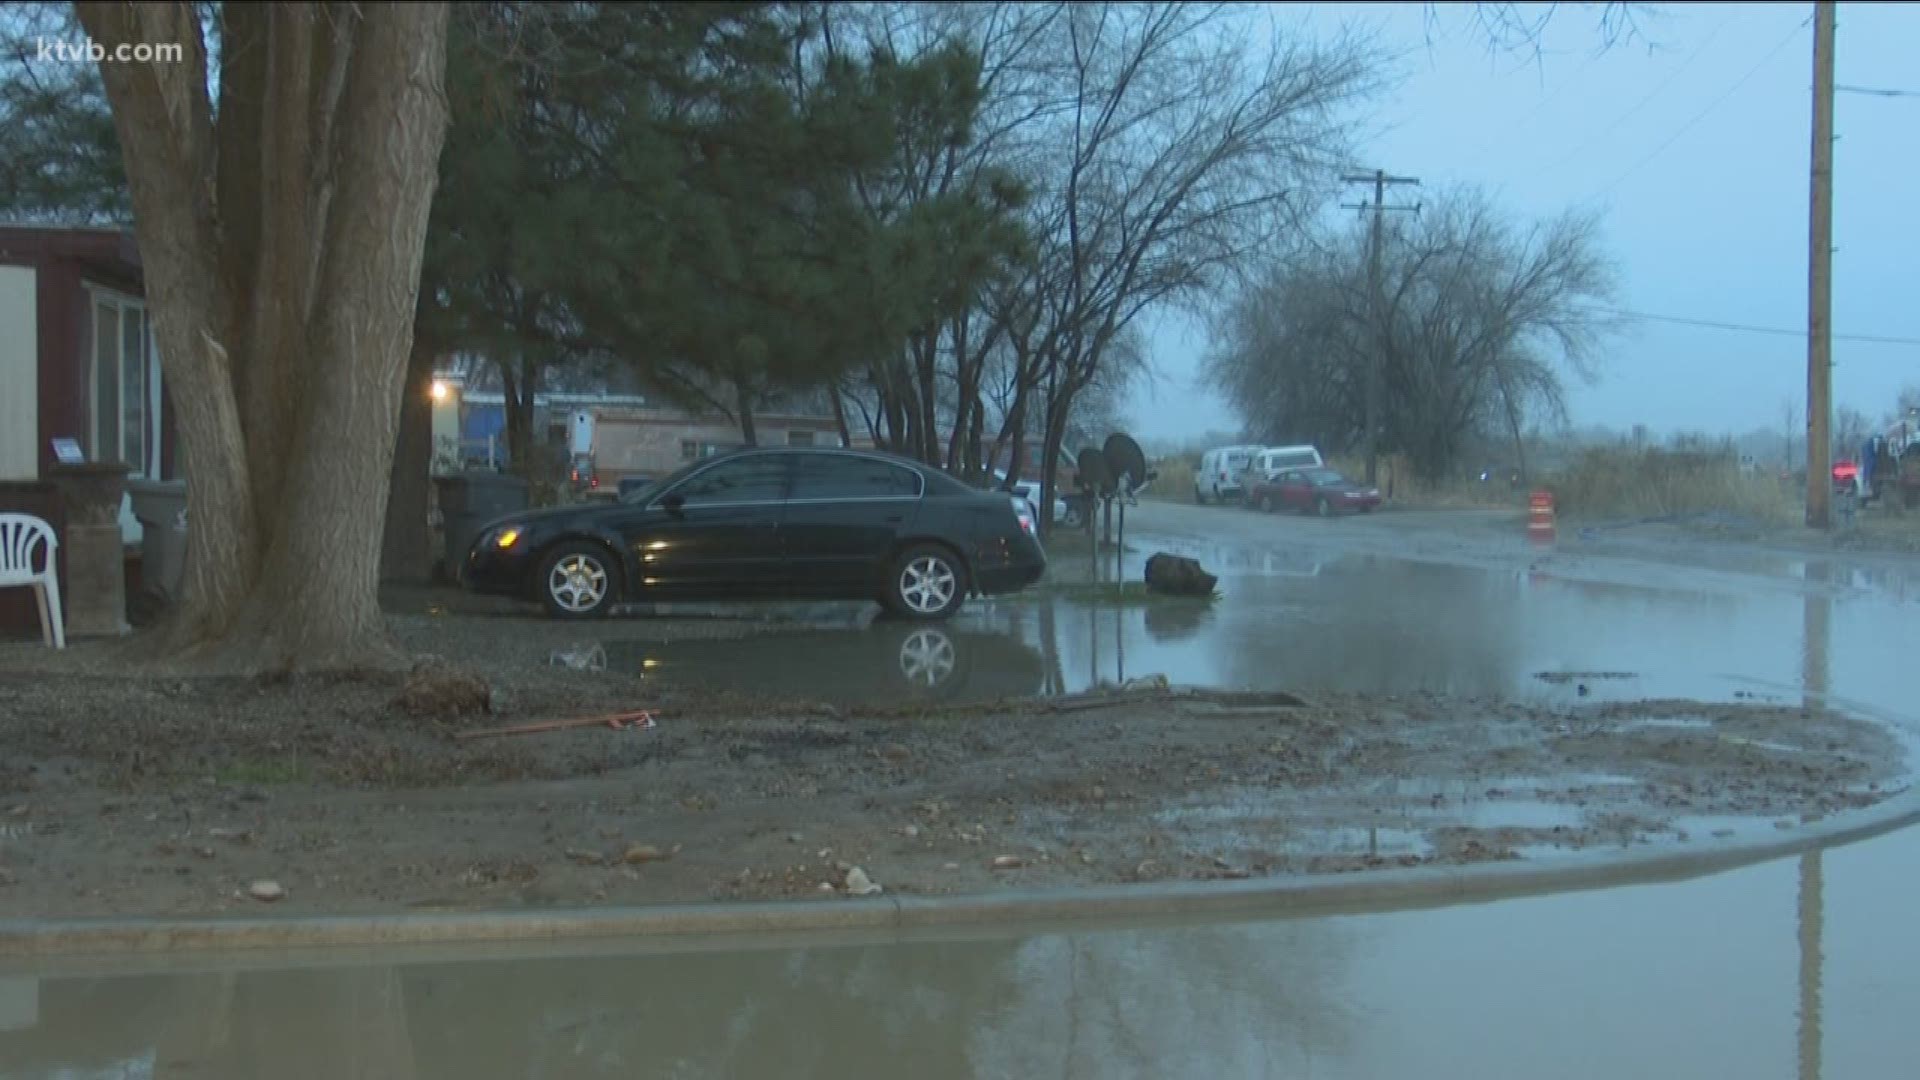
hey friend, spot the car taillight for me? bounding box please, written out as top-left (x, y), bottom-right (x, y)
top-left (1011, 496), bottom-right (1036, 535)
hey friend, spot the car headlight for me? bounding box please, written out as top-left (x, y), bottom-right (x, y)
top-left (496, 527), bottom-right (521, 549)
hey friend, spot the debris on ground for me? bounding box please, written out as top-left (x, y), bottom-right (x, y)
top-left (1143, 552), bottom-right (1219, 596)
top-left (622, 843), bottom-right (665, 865)
top-left (843, 867), bottom-right (882, 896)
top-left (456, 709), bottom-right (657, 741)
top-left (247, 880), bottom-right (286, 902)
top-left (394, 659), bottom-right (496, 719)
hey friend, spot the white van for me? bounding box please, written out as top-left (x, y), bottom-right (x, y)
top-left (1249, 444), bottom-right (1324, 483)
top-left (1195, 445), bottom-right (1265, 504)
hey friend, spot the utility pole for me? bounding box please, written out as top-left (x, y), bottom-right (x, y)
top-left (1806, 1), bottom-right (1836, 529)
top-left (1342, 169), bottom-right (1420, 486)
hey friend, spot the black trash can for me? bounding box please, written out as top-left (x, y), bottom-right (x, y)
top-left (434, 472), bottom-right (530, 583)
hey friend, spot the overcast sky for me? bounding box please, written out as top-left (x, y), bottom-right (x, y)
top-left (1125, 1), bottom-right (1920, 446)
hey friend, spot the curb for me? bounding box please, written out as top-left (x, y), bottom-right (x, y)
top-left (5, 791), bottom-right (1917, 972)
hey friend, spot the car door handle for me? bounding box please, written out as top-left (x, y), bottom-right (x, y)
top-left (883, 514), bottom-right (905, 524)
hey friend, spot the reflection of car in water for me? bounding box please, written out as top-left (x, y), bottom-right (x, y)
top-left (602, 623), bottom-right (1050, 705)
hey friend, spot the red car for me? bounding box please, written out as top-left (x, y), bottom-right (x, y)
top-left (1247, 467), bottom-right (1382, 516)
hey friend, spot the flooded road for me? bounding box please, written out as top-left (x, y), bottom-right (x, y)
top-left (603, 501), bottom-right (1920, 723)
top-left (3, 820), bottom-right (1914, 1078)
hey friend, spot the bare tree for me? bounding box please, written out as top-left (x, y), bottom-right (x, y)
top-left (1209, 188), bottom-right (1617, 482)
top-left (77, 2), bottom-right (451, 671)
top-left (1833, 406), bottom-right (1871, 459)
top-left (823, 3), bottom-right (1378, 521)
top-left (1430, 2), bottom-right (1661, 60)
top-left (1009, 3), bottom-right (1378, 524)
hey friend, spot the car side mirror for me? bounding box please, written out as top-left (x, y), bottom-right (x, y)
top-left (660, 493), bottom-right (686, 514)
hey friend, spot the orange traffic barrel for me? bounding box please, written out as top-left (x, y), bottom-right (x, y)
top-left (1527, 490), bottom-right (1556, 543)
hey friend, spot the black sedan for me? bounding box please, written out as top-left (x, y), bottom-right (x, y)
top-left (460, 447), bottom-right (1048, 620)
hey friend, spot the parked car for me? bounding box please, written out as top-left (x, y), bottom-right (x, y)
top-left (1195, 445), bottom-right (1264, 504)
top-left (1247, 467), bottom-right (1382, 516)
top-left (459, 448), bottom-right (1047, 620)
top-left (1243, 445), bottom-right (1324, 505)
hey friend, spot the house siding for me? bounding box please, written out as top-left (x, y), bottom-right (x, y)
top-left (36, 259), bottom-right (86, 477)
top-left (0, 266), bottom-right (36, 481)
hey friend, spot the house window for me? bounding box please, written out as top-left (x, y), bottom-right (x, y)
top-left (681, 439), bottom-right (700, 461)
top-left (787, 429), bottom-right (815, 447)
top-left (87, 289), bottom-right (155, 477)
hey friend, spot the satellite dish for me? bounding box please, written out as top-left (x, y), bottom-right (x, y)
top-left (1103, 433), bottom-right (1148, 493)
top-left (1077, 448), bottom-right (1115, 496)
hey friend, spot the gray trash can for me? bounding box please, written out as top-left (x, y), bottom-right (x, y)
top-left (434, 471), bottom-right (530, 582)
top-left (127, 478), bottom-right (189, 601)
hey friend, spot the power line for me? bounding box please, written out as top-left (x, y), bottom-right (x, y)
top-left (1582, 304), bottom-right (1920, 347)
top-left (1532, 10), bottom-right (1736, 179)
top-left (1588, 16), bottom-right (1810, 201)
top-left (1835, 84), bottom-right (1920, 98)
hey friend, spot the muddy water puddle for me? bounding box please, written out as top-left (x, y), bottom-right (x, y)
top-left (563, 529), bottom-right (1917, 729)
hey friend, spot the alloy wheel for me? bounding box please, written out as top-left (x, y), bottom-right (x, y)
top-left (548, 553), bottom-right (609, 613)
top-left (898, 555), bottom-right (958, 616)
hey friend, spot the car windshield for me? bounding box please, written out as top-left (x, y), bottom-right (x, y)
top-left (1304, 468), bottom-right (1345, 486)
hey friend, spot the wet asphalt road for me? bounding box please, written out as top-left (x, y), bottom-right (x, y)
top-left (5, 500), bottom-right (1918, 1077)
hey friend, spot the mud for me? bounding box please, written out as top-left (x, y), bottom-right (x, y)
top-left (0, 634), bottom-right (1906, 918)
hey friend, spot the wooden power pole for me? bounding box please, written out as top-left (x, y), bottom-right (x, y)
top-left (1806, 1), bottom-right (1836, 529)
top-left (1341, 169), bottom-right (1420, 486)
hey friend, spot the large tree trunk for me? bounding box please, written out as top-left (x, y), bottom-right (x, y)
top-left (79, 1), bottom-right (452, 672)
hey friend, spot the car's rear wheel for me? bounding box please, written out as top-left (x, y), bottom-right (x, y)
top-left (1315, 497), bottom-right (1332, 518)
top-left (538, 541), bottom-right (621, 619)
top-left (884, 544), bottom-right (968, 621)
top-left (1193, 486), bottom-right (1206, 506)
top-left (1260, 493), bottom-right (1275, 513)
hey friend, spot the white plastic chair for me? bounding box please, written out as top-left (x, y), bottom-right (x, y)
top-left (0, 513), bottom-right (64, 649)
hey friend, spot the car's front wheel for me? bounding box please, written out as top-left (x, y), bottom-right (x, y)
top-left (538, 541), bottom-right (622, 619)
top-left (884, 544), bottom-right (968, 621)
top-left (1315, 497), bottom-right (1332, 518)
